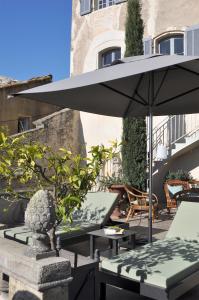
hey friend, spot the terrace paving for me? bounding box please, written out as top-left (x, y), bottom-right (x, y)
top-left (0, 209), bottom-right (198, 299)
top-left (64, 209), bottom-right (199, 300)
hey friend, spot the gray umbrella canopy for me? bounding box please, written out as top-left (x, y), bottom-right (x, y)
top-left (15, 54), bottom-right (199, 243)
top-left (16, 54), bottom-right (199, 117)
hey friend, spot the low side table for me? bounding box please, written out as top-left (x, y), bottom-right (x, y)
top-left (88, 228), bottom-right (136, 259)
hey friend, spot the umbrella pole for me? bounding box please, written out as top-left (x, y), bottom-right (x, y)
top-left (148, 107), bottom-right (153, 243)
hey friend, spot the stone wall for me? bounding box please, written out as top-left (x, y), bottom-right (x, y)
top-left (26, 108), bottom-right (85, 155)
top-left (0, 75), bottom-right (59, 135)
top-left (6, 108), bottom-right (85, 192)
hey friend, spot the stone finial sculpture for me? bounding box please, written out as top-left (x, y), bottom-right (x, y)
top-left (25, 190), bottom-right (56, 258)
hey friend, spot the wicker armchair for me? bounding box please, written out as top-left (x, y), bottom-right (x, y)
top-left (164, 179), bottom-right (190, 213)
top-left (124, 185), bottom-right (159, 223)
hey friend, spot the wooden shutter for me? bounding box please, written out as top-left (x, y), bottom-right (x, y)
top-left (115, 0), bottom-right (127, 4)
top-left (185, 24), bottom-right (199, 55)
top-left (80, 0), bottom-right (92, 16)
top-left (143, 37), bottom-right (152, 55)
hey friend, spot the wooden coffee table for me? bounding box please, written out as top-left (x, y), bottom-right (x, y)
top-left (88, 228), bottom-right (136, 259)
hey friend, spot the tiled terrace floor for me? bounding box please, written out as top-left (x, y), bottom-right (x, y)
top-left (65, 209), bottom-right (199, 300)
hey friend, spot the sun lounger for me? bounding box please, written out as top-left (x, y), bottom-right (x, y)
top-left (98, 202), bottom-right (199, 300)
top-left (0, 191), bottom-right (120, 246)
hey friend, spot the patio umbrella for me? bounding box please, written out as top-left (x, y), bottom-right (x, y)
top-left (14, 54), bottom-right (199, 243)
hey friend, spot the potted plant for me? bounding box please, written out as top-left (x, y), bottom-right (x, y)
top-left (0, 128), bottom-right (118, 250)
top-left (165, 170), bottom-right (193, 181)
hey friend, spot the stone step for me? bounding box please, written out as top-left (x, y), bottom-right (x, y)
top-left (0, 279), bottom-right (8, 300)
top-left (171, 142), bottom-right (186, 155)
top-left (0, 280), bottom-right (8, 293)
top-left (0, 292), bottom-right (8, 300)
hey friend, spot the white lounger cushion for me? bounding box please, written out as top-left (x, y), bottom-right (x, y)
top-left (166, 202), bottom-right (199, 242)
top-left (0, 191), bottom-right (119, 244)
top-left (102, 202), bottom-right (199, 288)
top-left (101, 238), bottom-right (199, 288)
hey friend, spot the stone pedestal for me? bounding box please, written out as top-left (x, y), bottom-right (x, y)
top-left (9, 277), bottom-right (69, 300)
top-left (0, 238), bottom-right (72, 300)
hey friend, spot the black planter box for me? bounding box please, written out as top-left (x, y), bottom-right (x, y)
top-left (60, 249), bottom-right (99, 300)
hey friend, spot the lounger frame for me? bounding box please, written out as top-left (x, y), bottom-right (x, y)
top-left (97, 267), bottom-right (199, 300)
top-left (1, 218), bottom-right (127, 247)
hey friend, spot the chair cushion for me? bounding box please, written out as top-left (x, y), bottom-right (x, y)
top-left (101, 238), bottom-right (199, 289)
top-left (168, 185), bottom-right (183, 198)
top-left (72, 191), bottom-right (119, 225)
top-left (166, 202), bottom-right (199, 242)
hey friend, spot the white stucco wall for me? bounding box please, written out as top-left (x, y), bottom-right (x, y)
top-left (71, 2), bottom-right (127, 151)
top-left (71, 0), bottom-right (199, 183)
top-left (80, 30), bottom-right (125, 150)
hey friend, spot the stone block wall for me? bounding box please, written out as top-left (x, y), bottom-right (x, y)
top-left (0, 75), bottom-right (59, 135)
top-left (25, 108), bottom-right (85, 155)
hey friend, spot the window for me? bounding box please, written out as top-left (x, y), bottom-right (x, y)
top-left (80, 0), bottom-right (126, 14)
top-left (98, 0), bottom-right (114, 9)
top-left (80, 0), bottom-right (91, 16)
top-left (158, 35), bottom-right (184, 55)
top-left (99, 48), bottom-right (121, 68)
top-left (18, 117), bottom-right (30, 133)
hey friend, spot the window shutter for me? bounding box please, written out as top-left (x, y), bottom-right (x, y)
top-left (115, 0), bottom-right (127, 4)
top-left (143, 37), bottom-right (152, 55)
top-left (80, 0), bottom-right (91, 16)
top-left (194, 28), bottom-right (199, 55)
top-left (185, 24), bottom-right (199, 55)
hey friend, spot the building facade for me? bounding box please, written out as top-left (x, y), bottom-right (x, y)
top-left (0, 75), bottom-right (59, 135)
top-left (71, 0), bottom-right (199, 194)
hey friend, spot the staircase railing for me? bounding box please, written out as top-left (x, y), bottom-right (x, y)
top-left (95, 114), bottom-right (199, 189)
top-left (152, 114), bottom-right (199, 158)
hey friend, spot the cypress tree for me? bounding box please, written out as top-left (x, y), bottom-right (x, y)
top-left (122, 0), bottom-right (147, 191)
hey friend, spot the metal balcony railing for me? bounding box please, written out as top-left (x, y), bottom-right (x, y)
top-left (152, 114), bottom-right (199, 159)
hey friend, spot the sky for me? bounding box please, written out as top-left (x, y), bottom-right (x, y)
top-left (0, 0), bottom-right (72, 81)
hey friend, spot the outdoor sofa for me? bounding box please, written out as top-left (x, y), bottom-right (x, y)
top-left (0, 191), bottom-right (120, 246)
top-left (98, 201), bottom-right (199, 300)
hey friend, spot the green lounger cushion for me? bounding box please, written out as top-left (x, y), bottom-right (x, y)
top-left (72, 191), bottom-right (119, 225)
top-left (0, 226), bottom-right (32, 244)
top-left (166, 202), bottom-right (199, 242)
top-left (56, 222), bottom-right (100, 240)
top-left (0, 191), bottom-right (119, 244)
top-left (1, 222), bottom-right (100, 245)
top-left (102, 238), bottom-right (199, 288)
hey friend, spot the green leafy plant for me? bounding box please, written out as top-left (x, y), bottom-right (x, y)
top-left (99, 174), bottom-right (135, 189)
top-left (99, 175), bottom-right (125, 189)
top-left (165, 170), bottom-right (193, 181)
top-left (0, 128), bottom-right (119, 249)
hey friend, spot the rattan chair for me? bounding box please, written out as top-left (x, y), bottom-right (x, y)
top-left (124, 185), bottom-right (159, 222)
top-left (164, 179), bottom-right (190, 213)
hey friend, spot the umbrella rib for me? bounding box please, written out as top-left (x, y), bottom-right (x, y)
top-left (156, 85), bottom-right (199, 107)
top-left (135, 91), bottom-right (148, 105)
top-left (176, 64), bottom-right (199, 76)
top-left (100, 82), bottom-right (146, 107)
top-left (153, 68), bottom-right (169, 103)
top-left (123, 74), bottom-right (147, 117)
